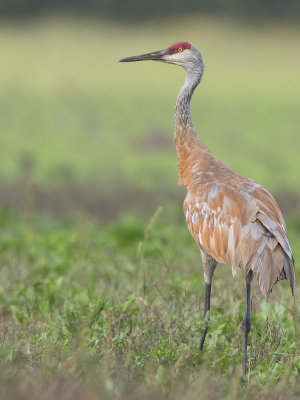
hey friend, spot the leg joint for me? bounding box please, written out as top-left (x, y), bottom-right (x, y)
top-left (242, 319), bottom-right (251, 334)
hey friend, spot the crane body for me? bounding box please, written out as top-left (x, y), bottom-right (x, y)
top-left (120, 41), bottom-right (295, 379)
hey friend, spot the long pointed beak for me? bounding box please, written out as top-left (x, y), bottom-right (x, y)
top-left (119, 49), bottom-right (168, 62)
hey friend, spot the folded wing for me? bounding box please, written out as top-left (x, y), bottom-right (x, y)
top-left (184, 178), bottom-right (295, 299)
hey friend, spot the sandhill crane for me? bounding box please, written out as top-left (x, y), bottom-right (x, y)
top-left (119, 41), bottom-right (295, 379)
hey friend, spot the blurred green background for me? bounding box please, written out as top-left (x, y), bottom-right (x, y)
top-left (0, 12), bottom-right (299, 220)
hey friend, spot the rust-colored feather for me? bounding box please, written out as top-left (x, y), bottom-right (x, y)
top-left (178, 127), bottom-right (295, 299)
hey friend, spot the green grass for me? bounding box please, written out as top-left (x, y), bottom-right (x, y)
top-left (0, 16), bottom-right (299, 195)
top-left (0, 207), bottom-right (299, 398)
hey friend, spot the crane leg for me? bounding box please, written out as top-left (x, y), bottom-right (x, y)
top-left (242, 270), bottom-right (253, 381)
top-left (199, 250), bottom-right (217, 350)
top-left (199, 282), bottom-right (212, 350)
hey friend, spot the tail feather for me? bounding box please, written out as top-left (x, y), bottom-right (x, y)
top-left (247, 239), bottom-right (295, 300)
top-left (283, 254), bottom-right (295, 296)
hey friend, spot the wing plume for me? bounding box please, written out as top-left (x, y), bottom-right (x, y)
top-left (183, 160), bottom-right (295, 299)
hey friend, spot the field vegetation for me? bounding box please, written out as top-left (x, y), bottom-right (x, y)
top-left (0, 16), bottom-right (299, 399)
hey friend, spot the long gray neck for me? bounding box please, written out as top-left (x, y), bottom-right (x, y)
top-left (174, 65), bottom-right (204, 130)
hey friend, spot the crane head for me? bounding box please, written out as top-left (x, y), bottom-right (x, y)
top-left (119, 42), bottom-right (202, 70)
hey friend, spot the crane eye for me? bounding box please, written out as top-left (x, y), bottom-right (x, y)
top-left (178, 48), bottom-right (183, 53)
